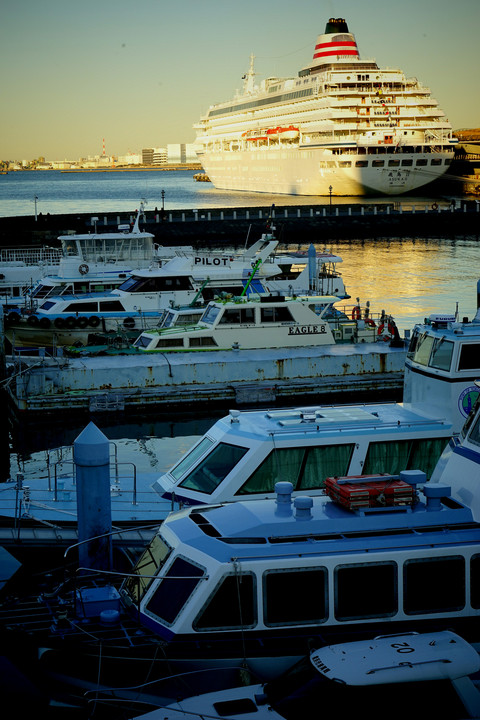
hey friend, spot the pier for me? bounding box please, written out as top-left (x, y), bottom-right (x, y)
top-left (0, 199), bottom-right (478, 249)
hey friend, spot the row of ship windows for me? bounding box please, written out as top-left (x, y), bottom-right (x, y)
top-left (144, 554), bottom-right (479, 630)
top-left (320, 158), bottom-right (451, 168)
top-left (177, 437), bottom-right (447, 495)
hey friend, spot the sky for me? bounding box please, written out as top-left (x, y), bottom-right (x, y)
top-left (1, 0), bottom-right (479, 161)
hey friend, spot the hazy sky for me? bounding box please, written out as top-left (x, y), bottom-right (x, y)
top-left (2, 0), bottom-right (479, 161)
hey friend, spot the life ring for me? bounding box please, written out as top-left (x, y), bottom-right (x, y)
top-left (39, 317), bottom-right (51, 329)
top-left (351, 306), bottom-right (361, 320)
top-left (365, 318), bottom-right (376, 327)
top-left (378, 321), bottom-right (395, 340)
top-left (54, 317), bottom-right (65, 329)
top-left (431, 203), bottom-right (438, 211)
top-left (27, 315), bottom-right (39, 326)
top-left (7, 312), bottom-right (21, 324)
top-left (88, 315), bottom-right (100, 328)
top-left (79, 263), bottom-right (89, 275)
top-left (123, 317), bottom-right (136, 330)
top-left (65, 316), bottom-right (77, 329)
top-left (77, 317), bottom-right (89, 328)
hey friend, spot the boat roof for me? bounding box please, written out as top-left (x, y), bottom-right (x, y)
top-left (163, 481), bottom-right (477, 562)
top-left (209, 400), bottom-right (453, 441)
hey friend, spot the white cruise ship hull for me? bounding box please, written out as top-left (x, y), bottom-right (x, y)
top-left (198, 147), bottom-right (451, 196)
top-left (195, 18), bottom-right (456, 198)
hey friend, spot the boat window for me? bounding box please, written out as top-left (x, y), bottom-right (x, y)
top-left (431, 158), bottom-right (442, 165)
top-left (179, 442), bottom-right (249, 493)
top-left (201, 304), bottom-right (221, 325)
top-left (99, 300), bottom-right (125, 311)
top-left (260, 306), bottom-right (294, 323)
top-left (355, 160), bottom-right (368, 167)
top-left (403, 556), bottom-right (465, 614)
top-left (471, 555), bottom-right (480, 608)
top-left (401, 159), bottom-right (413, 166)
top-left (146, 556), bottom-right (205, 625)
top-left (203, 285), bottom-right (248, 300)
top-left (153, 338), bottom-right (186, 348)
top-left (133, 335), bottom-right (152, 349)
top-left (64, 301), bottom-right (98, 312)
top-left (170, 437), bottom-right (215, 480)
top-left (388, 159), bottom-right (400, 167)
top-left (363, 437), bottom-right (447, 479)
top-left (123, 534), bottom-right (172, 604)
top-left (406, 328), bottom-right (420, 358)
top-left (264, 568), bottom-right (327, 626)
top-left (372, 160), bottom-right (385, 167)
top-left (416, 159), bottom-right (428, 166)
top-left (189, 337), bottom-right (218, 347)
top-left (219, 307), bottom-right (256, 324)
top-left (429, 337), bottom-right (454, 371)
top-left (236, 444), bottom-right (354, 495)
top-left (39, 300), bottom-right (57, 310)
top-left (412, 332), bottom-right (434, 366)
top-left (193, 573), bottom-right (256, 630)
top-left (459, 343), bottom-right (480, 370)
top-left (334, 562), bottom-right (397, 620)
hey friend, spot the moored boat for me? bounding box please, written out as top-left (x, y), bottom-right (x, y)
top-left (143, 631), bottom-right (480, 720)
top-left (1, 202), bottom-right (179, 308)
top-left (3, 229), bottom-right (348, 348)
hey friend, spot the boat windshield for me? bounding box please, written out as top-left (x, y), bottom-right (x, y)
top-left (201, 304), bottom-right (221, 325)
top-left (178, 442), bottom-right (249, 493)
top-left (122, 534), bottom-right (172, 605)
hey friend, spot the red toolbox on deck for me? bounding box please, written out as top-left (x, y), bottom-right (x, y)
top-left (325, 473), bottom-right (414, 510)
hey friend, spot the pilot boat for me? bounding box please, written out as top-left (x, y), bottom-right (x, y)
top-left (4, 232), bottom-right (347, 348)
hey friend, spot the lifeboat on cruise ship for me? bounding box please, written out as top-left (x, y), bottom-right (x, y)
top-left (267, 125), bottom-right (300, 140)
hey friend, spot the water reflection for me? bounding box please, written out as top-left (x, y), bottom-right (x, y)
top-left (301, 237), bottom-right (479, 332)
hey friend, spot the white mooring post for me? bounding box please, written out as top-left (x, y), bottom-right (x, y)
top-left (74, 422), bottom-right (113, 571)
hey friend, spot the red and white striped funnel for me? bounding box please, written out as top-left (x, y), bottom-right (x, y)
top-left (310, 18), bottom-right (360, 66)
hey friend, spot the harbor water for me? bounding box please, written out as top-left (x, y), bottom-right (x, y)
top-left (2, 169), bottom-right (479, 483)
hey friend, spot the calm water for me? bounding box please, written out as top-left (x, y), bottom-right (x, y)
top-left (2, 170), bottom-right (478, 474)
top-left (0, 168), bottom-right (461, 217)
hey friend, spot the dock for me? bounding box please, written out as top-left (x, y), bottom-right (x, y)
top-left (0, 199), bottom-right (478, 249)
top-left (5, 342), bottom-right (406, 418)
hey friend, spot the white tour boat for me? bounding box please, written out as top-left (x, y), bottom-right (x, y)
top-left (123, 294), bottom-right (394, 353)
top-left (152, 309), bottom-right (480, 508)
top-left (194, 18), bottom-right (457, 196)
top-left (1, 202), bottom-right (178, 309)
top-left (4, 231), bottom-right (347, 348)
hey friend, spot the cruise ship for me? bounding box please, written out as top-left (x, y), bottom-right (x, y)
top-left (194, 18), bottom-right (457, 196)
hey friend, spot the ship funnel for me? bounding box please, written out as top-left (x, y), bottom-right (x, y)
top-left (306, 16), bottom-right (360, 70)
top-left (325, 18), bottom-right (350, 34)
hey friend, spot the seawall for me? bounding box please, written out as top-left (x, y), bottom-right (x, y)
top-left (1, 201), bottom-right (478, 249)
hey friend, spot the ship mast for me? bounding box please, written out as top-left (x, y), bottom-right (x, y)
top-left (242, 54), bottom-right (257, 95)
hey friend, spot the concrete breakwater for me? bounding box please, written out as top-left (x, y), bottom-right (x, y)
top-left (1, 200), bottom-right (478, 248)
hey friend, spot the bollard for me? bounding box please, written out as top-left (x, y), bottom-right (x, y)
top-left (74, 423), bottom-right (113, 571)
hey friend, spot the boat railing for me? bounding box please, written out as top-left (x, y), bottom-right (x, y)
top-left (0, 247), bottom-right (63, 265)
top-left (46, 441), bottom-right (144, 506)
